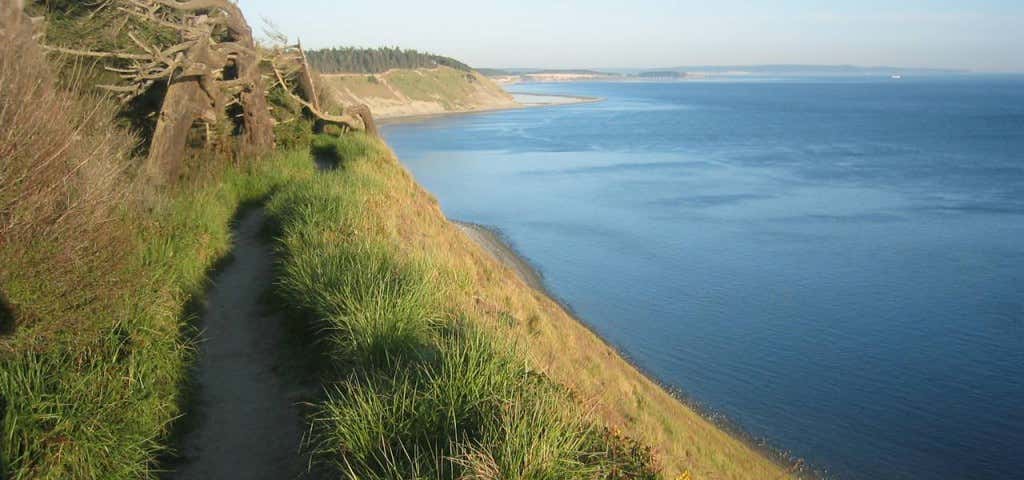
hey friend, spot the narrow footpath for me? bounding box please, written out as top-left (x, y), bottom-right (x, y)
top-left (170, 209), bottom-right (314, 479)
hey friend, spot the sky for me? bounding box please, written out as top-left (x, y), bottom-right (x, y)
top-left (237, 0), bottom-right (1024, 72)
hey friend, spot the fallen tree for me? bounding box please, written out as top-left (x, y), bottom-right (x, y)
top-left (35, 0), bottom-right (375, 183)
top-left (267, 40), bottom-right (377, 136)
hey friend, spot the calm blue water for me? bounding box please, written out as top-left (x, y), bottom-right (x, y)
top-left (381, 78), bottom-right (1024, 480)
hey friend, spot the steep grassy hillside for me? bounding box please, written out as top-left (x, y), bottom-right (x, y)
top-left (4, 5), bottom-right (793, 478)
top-left (267, 135), bottom-right (658, 478)
top-left (0, 10), bottom-right (314, 477)
top-left (321, 66), bottom-right (518, 119)
top-left (277, 135), bottom-right (795, 480)
top-left (1, 61), bottom-right (787, 479)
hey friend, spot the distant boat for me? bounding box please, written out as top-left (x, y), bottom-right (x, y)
top-left (891, 75), bottom-right (903, 80)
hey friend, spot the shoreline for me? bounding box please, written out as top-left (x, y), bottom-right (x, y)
top-left (376, 93), bottom-right (602, 125)
top-left (455, 219), bottom-right (814, 479)
top-left (454, 222), bottom-right (546, 292)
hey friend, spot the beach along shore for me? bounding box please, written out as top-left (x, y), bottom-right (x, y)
top-left (376, 92), bottom-right (601, 125)
top-left (455, 222), bottom-right (545, 291)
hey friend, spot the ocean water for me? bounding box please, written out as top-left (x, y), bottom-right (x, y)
top-left (380, 78), bottom-right (1024, 480)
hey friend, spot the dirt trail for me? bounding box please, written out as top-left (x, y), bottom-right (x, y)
top-left (170, 209), bottom-right (314, 479)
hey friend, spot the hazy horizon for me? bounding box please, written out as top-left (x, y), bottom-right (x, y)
top-left (239, 0), bottom-right (1024, 73)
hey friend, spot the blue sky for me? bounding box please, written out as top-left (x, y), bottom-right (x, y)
top-left (238, 0), bottom-right (1024, 72)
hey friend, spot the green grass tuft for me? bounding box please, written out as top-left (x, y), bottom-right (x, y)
top-left (267, 134), bottom-right (660, 479)
top-left (0, 148), bottom-right (315, 479)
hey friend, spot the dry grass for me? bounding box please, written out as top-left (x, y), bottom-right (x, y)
top-left (0, 16), bottom-right (318, 478)
top-left (268, 136), bottom-right (659, 479)
top-left (321, 67), bottom-right (516, 119)
top-left (1, 12), bottom-right (795, 476)
top-left (317, 135), bottom-right (797, 480)
top-left (0, 20), bottom-right (140, 346)
top-left (0, 15), bottom-right (134, 238)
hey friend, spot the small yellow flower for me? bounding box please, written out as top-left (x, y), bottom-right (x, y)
top-left (676, 472), bottom-right (693, 480)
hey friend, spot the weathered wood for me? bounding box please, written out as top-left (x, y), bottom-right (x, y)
top-left (164, 0), bottom-right (275, 155)
top-left (269, 44), bottom-right (378, 136)
top-left (33, 0), bottom-right (375, 183)
top-left (346, 104), bottom-right (377, 137)
top-left (145, 25), bottom-right (216, 182)
top-left (40, 0), bottom-right (279, 181)
top-left (295, 40), bottom-right (320, 111)
top-left (146, 76), bottom-right (207, 181)
top-left (269, 57), bottom-right (356, 130)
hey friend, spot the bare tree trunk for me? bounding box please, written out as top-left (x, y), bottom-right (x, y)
top-left (137, 0), bottom-right (274, 180)
top-left (145, 76), bottom-right (205, 182)
top-left (34, 0), bottom-right (384, 184)
top-left (224, 7), bottom-right (274, 155)
top-left (237, 65), bottom-right (274, 154)
top-left (144, 27), bottom-right (215, 183)
top-left (346, 104), bottom-right (377, 137)
top-left (295, 40), bottom-right (320, 111)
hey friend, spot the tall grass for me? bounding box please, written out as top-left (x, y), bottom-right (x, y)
top-left (0, 26), bottom-right (134, 246)
top-left (0, 145), bottom-right (315, 478)
top-left (1, 13), bottom-right (784, 476)
top-left (0, 22), bottom-right (317, 476)
top-left (0, 20), bottom-right (139, 346)
top-left (267, 134), bottom-right (659, 479)
top-left (292, 138), bottom-right (795, 478)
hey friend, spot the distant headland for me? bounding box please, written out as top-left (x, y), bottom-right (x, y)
top-left (482, 64), bottom-right (973, 83)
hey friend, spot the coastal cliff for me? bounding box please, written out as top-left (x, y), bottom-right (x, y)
top-left (293, 135), bottom-right (794, 479)
top-left (2, 3), bottom-right (790, 478)
top-left (321, 66), bottom-right (518, 119)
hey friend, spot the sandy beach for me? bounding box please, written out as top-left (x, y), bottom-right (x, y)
top-left (376, 92), bottom-right (601, 125)
top-left (454, 222), bottom-right (545, 291)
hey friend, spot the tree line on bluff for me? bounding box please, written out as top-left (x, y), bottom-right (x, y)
top-left (305, 46), bottom-right (473, 74)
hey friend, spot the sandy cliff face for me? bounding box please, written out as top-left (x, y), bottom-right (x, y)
top-left (321, 66), bottom-right (518, 119)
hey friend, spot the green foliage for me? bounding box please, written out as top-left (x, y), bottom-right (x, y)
top-left (311, 133), bottom-right (378, 165)
top-left (274, 117), bottom-right (314, 151)
top-left (267, 134), bottom-right (659, 479)
top-left (306, 46), bottom-right (473, 74)
top-left (0, 149), bottom-right (316, 479)
top-left (265, 70), bottom-right (317, 151)
top-left (0, 341), bottom-right (180, 480)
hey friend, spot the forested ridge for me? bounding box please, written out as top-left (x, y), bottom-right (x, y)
top-left (306, 46), bottom-right (472, 74)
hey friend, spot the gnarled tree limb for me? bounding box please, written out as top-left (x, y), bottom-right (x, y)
top-left (268, 54), bottom-right (374, 133)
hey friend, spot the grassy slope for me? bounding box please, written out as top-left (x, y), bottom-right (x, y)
top-left (268, 136), bottom-right (658, 478)
top-left (321, 66), bottom-right (517, 118)
top-left (272, 135), bottom-right (794, 480)
top-left (2, 26), bottom-right (789, 474)
top-left (0, 14), bottom-right (315, 478)
top-left (2, 128), bottom-right (792, 478)
top-left (3, 4), bottom-right (783, 479)
top-left (0, 149), bottom-right (316, 479)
